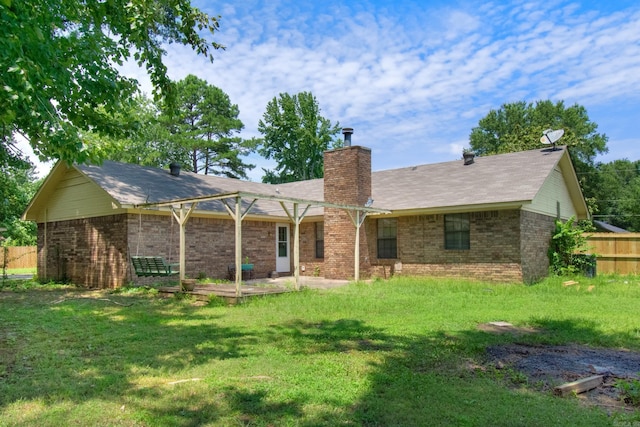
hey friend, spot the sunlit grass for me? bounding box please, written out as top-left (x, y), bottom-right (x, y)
top-left (1, 275), bottom-right (639, 426)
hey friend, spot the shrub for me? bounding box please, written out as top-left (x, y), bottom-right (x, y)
top-left (548, 217), bottom-right (594, 276)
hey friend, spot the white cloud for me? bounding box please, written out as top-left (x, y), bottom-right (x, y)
top-left (113, 0), bottom-right (640, 181)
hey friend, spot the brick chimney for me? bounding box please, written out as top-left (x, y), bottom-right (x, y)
top-left (323, 131), bottom-right (372, 279)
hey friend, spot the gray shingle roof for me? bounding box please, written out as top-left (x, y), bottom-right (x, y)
top-left (77, 147), bottom-right (568, 216)
top-left (370, 147), bottom-right (566, 211)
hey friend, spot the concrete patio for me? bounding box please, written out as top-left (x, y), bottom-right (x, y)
top-left (158, 276), bottom-right (354, 304)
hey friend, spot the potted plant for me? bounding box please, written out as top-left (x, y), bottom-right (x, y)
top-left (181, 278), bottom-right (196, 291)
top-left (241, 256), bottom-right (254, 271)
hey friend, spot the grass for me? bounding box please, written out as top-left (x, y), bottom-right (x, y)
top-left (1, 274), bottom-right (639, 426)
top-left (1, 267), bottom-right (36, 276)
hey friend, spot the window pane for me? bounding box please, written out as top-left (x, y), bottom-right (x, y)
top-left (377, 218), bottom-right (397, 258)
top-left (445, 213), bottom-right (470, 250)
top-left (278, 242), bottom-right (287, 257)
top-left (315, 222), bottom-right (324, 259)
top-left (278, 227), bottom-right (288, 241)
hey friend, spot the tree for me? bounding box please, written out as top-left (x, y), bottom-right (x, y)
top-left (548, 216), bottom-right (594, 276)
top-left (469, 100), bottom-right (608, 210)
top-left (257, 92), bottom-right (342, 183)
top-left (99, 96), bottom-right (183, 168)
top-left (1, 0), bottom-right (222, 166)
top-left (163, 75), bottom-right (256, 178)
top-left (0, 140), bottom-right (39, 245)
top-left (591, 160), bottom-right (640, 231)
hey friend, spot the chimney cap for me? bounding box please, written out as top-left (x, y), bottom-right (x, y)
top-left (342, 127), bottom-right (354, 135)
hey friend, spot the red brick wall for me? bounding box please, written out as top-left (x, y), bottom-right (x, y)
top-left (127, 215), bottom-right (282, 283)
top-left (520, 210), bottom-right (556, 283)
top-left (39, 213), bottom-right (288, 288)
top-left (298, 221), bottom-right (324, 276)
top-left (38, 215), bottom-right (129, 288)
top-left (364, 209), bottom-right (545, 283)
top-left (323, 146), bottom-right (372, 279)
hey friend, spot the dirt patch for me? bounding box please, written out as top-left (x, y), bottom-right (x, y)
top-left (478, 323), bottom-right (640, 411)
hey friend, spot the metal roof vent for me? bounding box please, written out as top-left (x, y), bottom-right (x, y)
top-left (463, 150), bottom-right (475, 165)
top-left (342, 127), bottom-right (353, 147)
top-left (169, 162), bottom-right (181, 176)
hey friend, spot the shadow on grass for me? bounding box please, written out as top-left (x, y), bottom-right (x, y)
top-left (0, 289), bottom-right (636, 426)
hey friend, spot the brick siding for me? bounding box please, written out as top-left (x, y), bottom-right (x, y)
top-left (520, 210), bottom-right (556, 283)
top-left (38, 215), bottom-right (129, 288)
top-left (39, 213), bottom-right (291, 288)
top-left (323, 146), bottom-right (372, 279)
top-left (363, 209), bottom-right (554, 283)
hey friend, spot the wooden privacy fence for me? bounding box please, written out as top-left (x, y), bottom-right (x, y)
top-left (585, 233), bottom-right (640, 275)
top-left (1, 246), bottom-right (37, 269)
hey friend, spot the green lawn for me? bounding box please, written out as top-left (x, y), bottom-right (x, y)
top-left (1, 275), bottom-right (639, 426)
top-left (1, 268), bottom-right (36, 276)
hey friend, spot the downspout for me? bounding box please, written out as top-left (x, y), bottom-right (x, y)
top-left (44, 208), bottom-right (47, 280)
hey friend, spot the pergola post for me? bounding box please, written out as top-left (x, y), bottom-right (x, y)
top-left (234, 196), bottom-right (242, 297)
top-left (171, 203), bottom-right (197, 283)
top-left (354, 211), bottom-right (361, 282)
top-left (293, 203), bottom-right (300, 290)
top-left (350, 210), bottom-right (368, 282)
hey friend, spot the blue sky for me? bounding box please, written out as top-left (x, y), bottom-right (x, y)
top-left (26, 0), bottom-right (640, 181)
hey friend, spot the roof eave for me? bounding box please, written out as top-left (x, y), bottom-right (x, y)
top-left (379, 201), bottom-right (530, 217)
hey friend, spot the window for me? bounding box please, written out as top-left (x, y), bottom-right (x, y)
top-left (377, 218), bottom-right (397, 258)
top-left (315, 222), bottom-right (324, 259)
top-left (445, 213), bottom-right (470, 250)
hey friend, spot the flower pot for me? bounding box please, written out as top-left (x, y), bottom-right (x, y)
top-left (181, 279), bottom-right (196, 291)
top-left (241, 264), bottom-right (254, 271)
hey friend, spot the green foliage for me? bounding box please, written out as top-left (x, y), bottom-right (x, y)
top-left (548, 217), bottom-right (594, 275)
top-left (207, 294), bottom-right (226, 306)
top-left (1, 0), bottom-right (222, 165)
top-left (616, 378), bottom-right (640, 407)
top-left (258, 91), bottom-right (342, 183)
top-left (2, 275), bottom-right (639, 425)
top-left (2, 219), bottom-right (36, 246)
top-left (93, 96), bottom-right (179, 168)
top-left (469, 100), bottom-right (607, 164)
top-left (469, 100), bottom-right (608, 214)
top-left (0, 144), bottom-right (40, 245)
top-left (162, 75), bottom-right (256, 178)
top-left (590, 159), bottom-right (640, 231)
top-left (103, 80), bottom-right (257, 179)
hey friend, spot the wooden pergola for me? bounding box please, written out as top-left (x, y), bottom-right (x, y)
top-left (134, 191), bottom-right (390, 296)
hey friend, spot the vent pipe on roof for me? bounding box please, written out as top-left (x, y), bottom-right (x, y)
top-left (169, 162), bottom-right (181, 176)
top-left (463, 150), bottom-right (475, 165)
top-left (342, 127), bottom-right (353, 147)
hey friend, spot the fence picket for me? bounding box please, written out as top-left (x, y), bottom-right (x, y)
top-left (0, 246), bottom-right (37, 269)
top-left (585, 233), bottom-right (640, 275)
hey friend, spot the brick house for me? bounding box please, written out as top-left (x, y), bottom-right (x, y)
top-left (23, 144), bottom-right (588, 288)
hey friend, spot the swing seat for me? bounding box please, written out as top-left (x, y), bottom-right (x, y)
top-left (131, 256), bottom-right (180, 277)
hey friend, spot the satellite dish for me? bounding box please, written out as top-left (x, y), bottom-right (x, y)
top-left (540, 129), bottom-right (564, 150)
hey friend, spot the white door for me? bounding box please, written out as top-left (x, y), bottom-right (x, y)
top-left (276, 223), bottom-right (290, 272)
